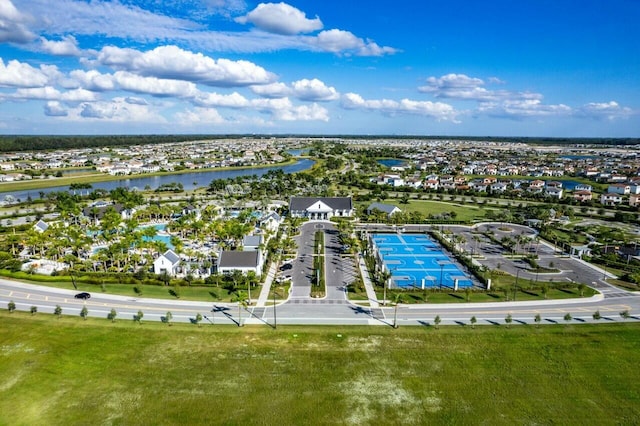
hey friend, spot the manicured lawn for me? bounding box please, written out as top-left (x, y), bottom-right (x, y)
top-left (0, 313), bottom-right (638, 425)
top-left (399, 199), bottom-right (490, 222)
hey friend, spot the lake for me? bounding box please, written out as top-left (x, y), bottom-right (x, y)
top-left (2, 159), bottom-right (315, 201)
top-left (378, 159), bottom-right (406, 168)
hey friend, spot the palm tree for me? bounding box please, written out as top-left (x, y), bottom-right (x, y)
top-left (534, 313), bottom-right (542, 327)
top-left (234, 290), bottom-right (248, 327)
top-left (379, 270), bottom-right (392, 306)
top-left (392, 293), bottom-right (404, 328)
top-left (505, 313), bottom-right (513, 328)
top-left (563, 312), bottom-right (572, 324)
top-left (470, 316), bottom-right (477, 329)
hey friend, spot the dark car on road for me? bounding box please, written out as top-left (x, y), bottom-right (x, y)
top-left (74, 292), bottom-right (91, 300)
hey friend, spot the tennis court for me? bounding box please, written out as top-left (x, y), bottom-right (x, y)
top-left (372, 233), bottom-right (473, 289)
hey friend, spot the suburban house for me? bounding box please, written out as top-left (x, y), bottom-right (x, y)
top-left (217, 250), bottom-right (262, 276)
top-left (289, 197), bottom-right (353, 220)
top-left (607, 184), bottom-right (631, 195)
top-left (242, 235), bottom-right (263, 251)
top-left (573, 190), bottom-right (593, 202)
top-left (258, 212), bottom-right (282, 233)
top-left (153, 249), bottom-right (181, 276)
top-left (630, 194), bottom-right (640, 208)
top-left (600, 193), bottom-right (624, 206)
top-left (366, 202), bottom-right (401, 217)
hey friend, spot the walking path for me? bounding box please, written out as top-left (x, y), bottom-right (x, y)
top-left (256, 261), bottom-right (277, 307)
top-left (358, 254), bottom-right (379, 308)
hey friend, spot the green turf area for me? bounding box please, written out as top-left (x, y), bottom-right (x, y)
top-left (398, 199), bottom-right (490, 222)
top-left (1, 313), bottom-right (639, 425)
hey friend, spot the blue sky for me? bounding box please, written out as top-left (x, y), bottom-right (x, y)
top-left (0, 0), bottom-right (638, 136)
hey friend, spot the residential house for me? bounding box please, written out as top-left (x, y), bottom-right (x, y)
top-left (607, 184), bottom-right (631, 195)
top-left (242, 235), bottom-right (263, 251)
top-left (217, 250), bottom-right (262, 276)
top-left (630, 194), bottom-right (640, 209)
top-left (153, 250), bottom-right (181, 276)
top-left (33, 219), bottom-right (49, 233)
top-left (573, 190), bottom-right (593, 202)
top-left (600, 193), bottom-right (624, 206)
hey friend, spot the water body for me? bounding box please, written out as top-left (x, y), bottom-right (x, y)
top-left (378, 159), bottom-right (405, 168)
top-left (2, 159), bottom-right (315, 201)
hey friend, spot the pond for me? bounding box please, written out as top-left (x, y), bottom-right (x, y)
top-left (1, 159), bottom-right (315, 202)
top-left (377, 159), bottom-right (406, 168)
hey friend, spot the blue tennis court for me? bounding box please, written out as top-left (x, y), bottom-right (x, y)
top-left (372, 233), bottom-right (473, 289)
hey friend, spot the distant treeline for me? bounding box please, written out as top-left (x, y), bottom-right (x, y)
top-left (0, 135), bottom-right (245, 152)
top-left (0, 134), bottom-right (637, 152)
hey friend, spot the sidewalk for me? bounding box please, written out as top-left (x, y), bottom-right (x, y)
top-left (256, 261), bottom-right (277, 307)
top-left (357, 254), bottom-right (379, 308)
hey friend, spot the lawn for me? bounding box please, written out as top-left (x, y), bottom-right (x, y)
top-left (398, 199), bottom-right (490, 222)
top-left (1, 313), bottom-right (639, 425)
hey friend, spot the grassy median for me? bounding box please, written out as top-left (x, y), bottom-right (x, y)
top-left (1, 312), bottom-right (639, 425)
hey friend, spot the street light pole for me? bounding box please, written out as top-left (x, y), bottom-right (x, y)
top-left (273, 287), bottom-right (277, 329)
top-left (514, 269), bottom-right (520, 301)
top-left (439, 263), bottom-right (444, 290)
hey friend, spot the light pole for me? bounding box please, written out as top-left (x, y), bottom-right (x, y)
top-left (514, 269), bottom-right (520, 301)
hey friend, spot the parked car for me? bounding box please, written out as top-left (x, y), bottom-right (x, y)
top-left (74, 292), bottom-right (91, 300)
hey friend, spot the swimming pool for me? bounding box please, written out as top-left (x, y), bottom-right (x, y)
top-left (139, 224), bottom-right (174, 249)
top-left (371, 233), bottom-right (473, 289)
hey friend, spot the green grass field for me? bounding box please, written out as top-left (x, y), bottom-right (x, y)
top-left (1, 313), bottom-right (639, 425)
top-left (397, 199), bottom-right (490, 222)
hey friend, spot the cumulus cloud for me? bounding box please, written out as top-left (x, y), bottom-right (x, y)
top-left (0, 59), bottom-right (52, 88)
top-left (312, 29), bottom-right (398, 56)
top-left (95, 45), bottom-right (276, 87)
top-left (11, 86), bottom-right (99, 102)
top-left (577, 101), bottom-right (634, 120)
top-left (236, 2), bottom-right (323, 35)
top-left (0, 0), bottom-right (35, 43)
top-left (478, 99), bottom-right (572, 119)
top-left (249, 82), bottom-right (291, 98)
top-left (76, 97), bottom-right (165, 122)
top-left (44, 101), bottom-right (68, 117)
top-left (291, 78), bottom-right (339, 101)
top-left (40, 35), bottom-right (81, 56)
top-left (175, 107), bottom-right (227, 125)
top-left (419, 73), bottom-right (541, 102)
top-left (341, 92), bottom-right (459, 122)
top-left (272, 103), bottom-right (329, 121)
top-left (112, 71), bottom-right (199, 97)
top-left (68, 70), bottom-right (116, 91)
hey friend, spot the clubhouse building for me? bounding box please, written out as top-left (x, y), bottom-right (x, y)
top-left (289, 197), bottom-right (353, 220)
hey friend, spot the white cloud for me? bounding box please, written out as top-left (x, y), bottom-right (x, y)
top-left (313, 29), bottom-right (398, 56)
top-left (174, 107), bottom-right (227, 125)
top-left (124, 97), bottom-right (149, 106)
top-left (578, 101), bottom-right (634, 120)
top-left (10, 86), bottom-right (99, 102)
top-left (44, 101), bottom-right (68, 116)
top-left (68, 70), bottom-right (116, 91)
top-left (341, 92), bottom-right (459, 122)
top-left (291, 78), bottom-right (339, 101)
top-left (76, 98), bottom-right (164, 122)
top-left (95, 45), bottom-right (276, 87)
top-left (272, 103), bottom-right (329, 121)
top-left (479, 99), bottom-right (572, 118)
top-left (0, 58), bottom-right (51, 88)
top-left (236, 2), bottom-right (323, 35)
top-left (0, 0), bottom-right (35, 43)
top-left (419, 73), bottom-right (541, 102)
top-left (194, 91), bottom-right (250, 108)
top-left (250, 82), bottom-right (291, 98)
top-left (40, 35), bottom-right (81, 56)
top-left (113, 71), bottom-right (199, 97)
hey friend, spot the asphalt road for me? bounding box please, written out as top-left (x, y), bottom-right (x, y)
top-left (1, 221), bottom-right (639, 327)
